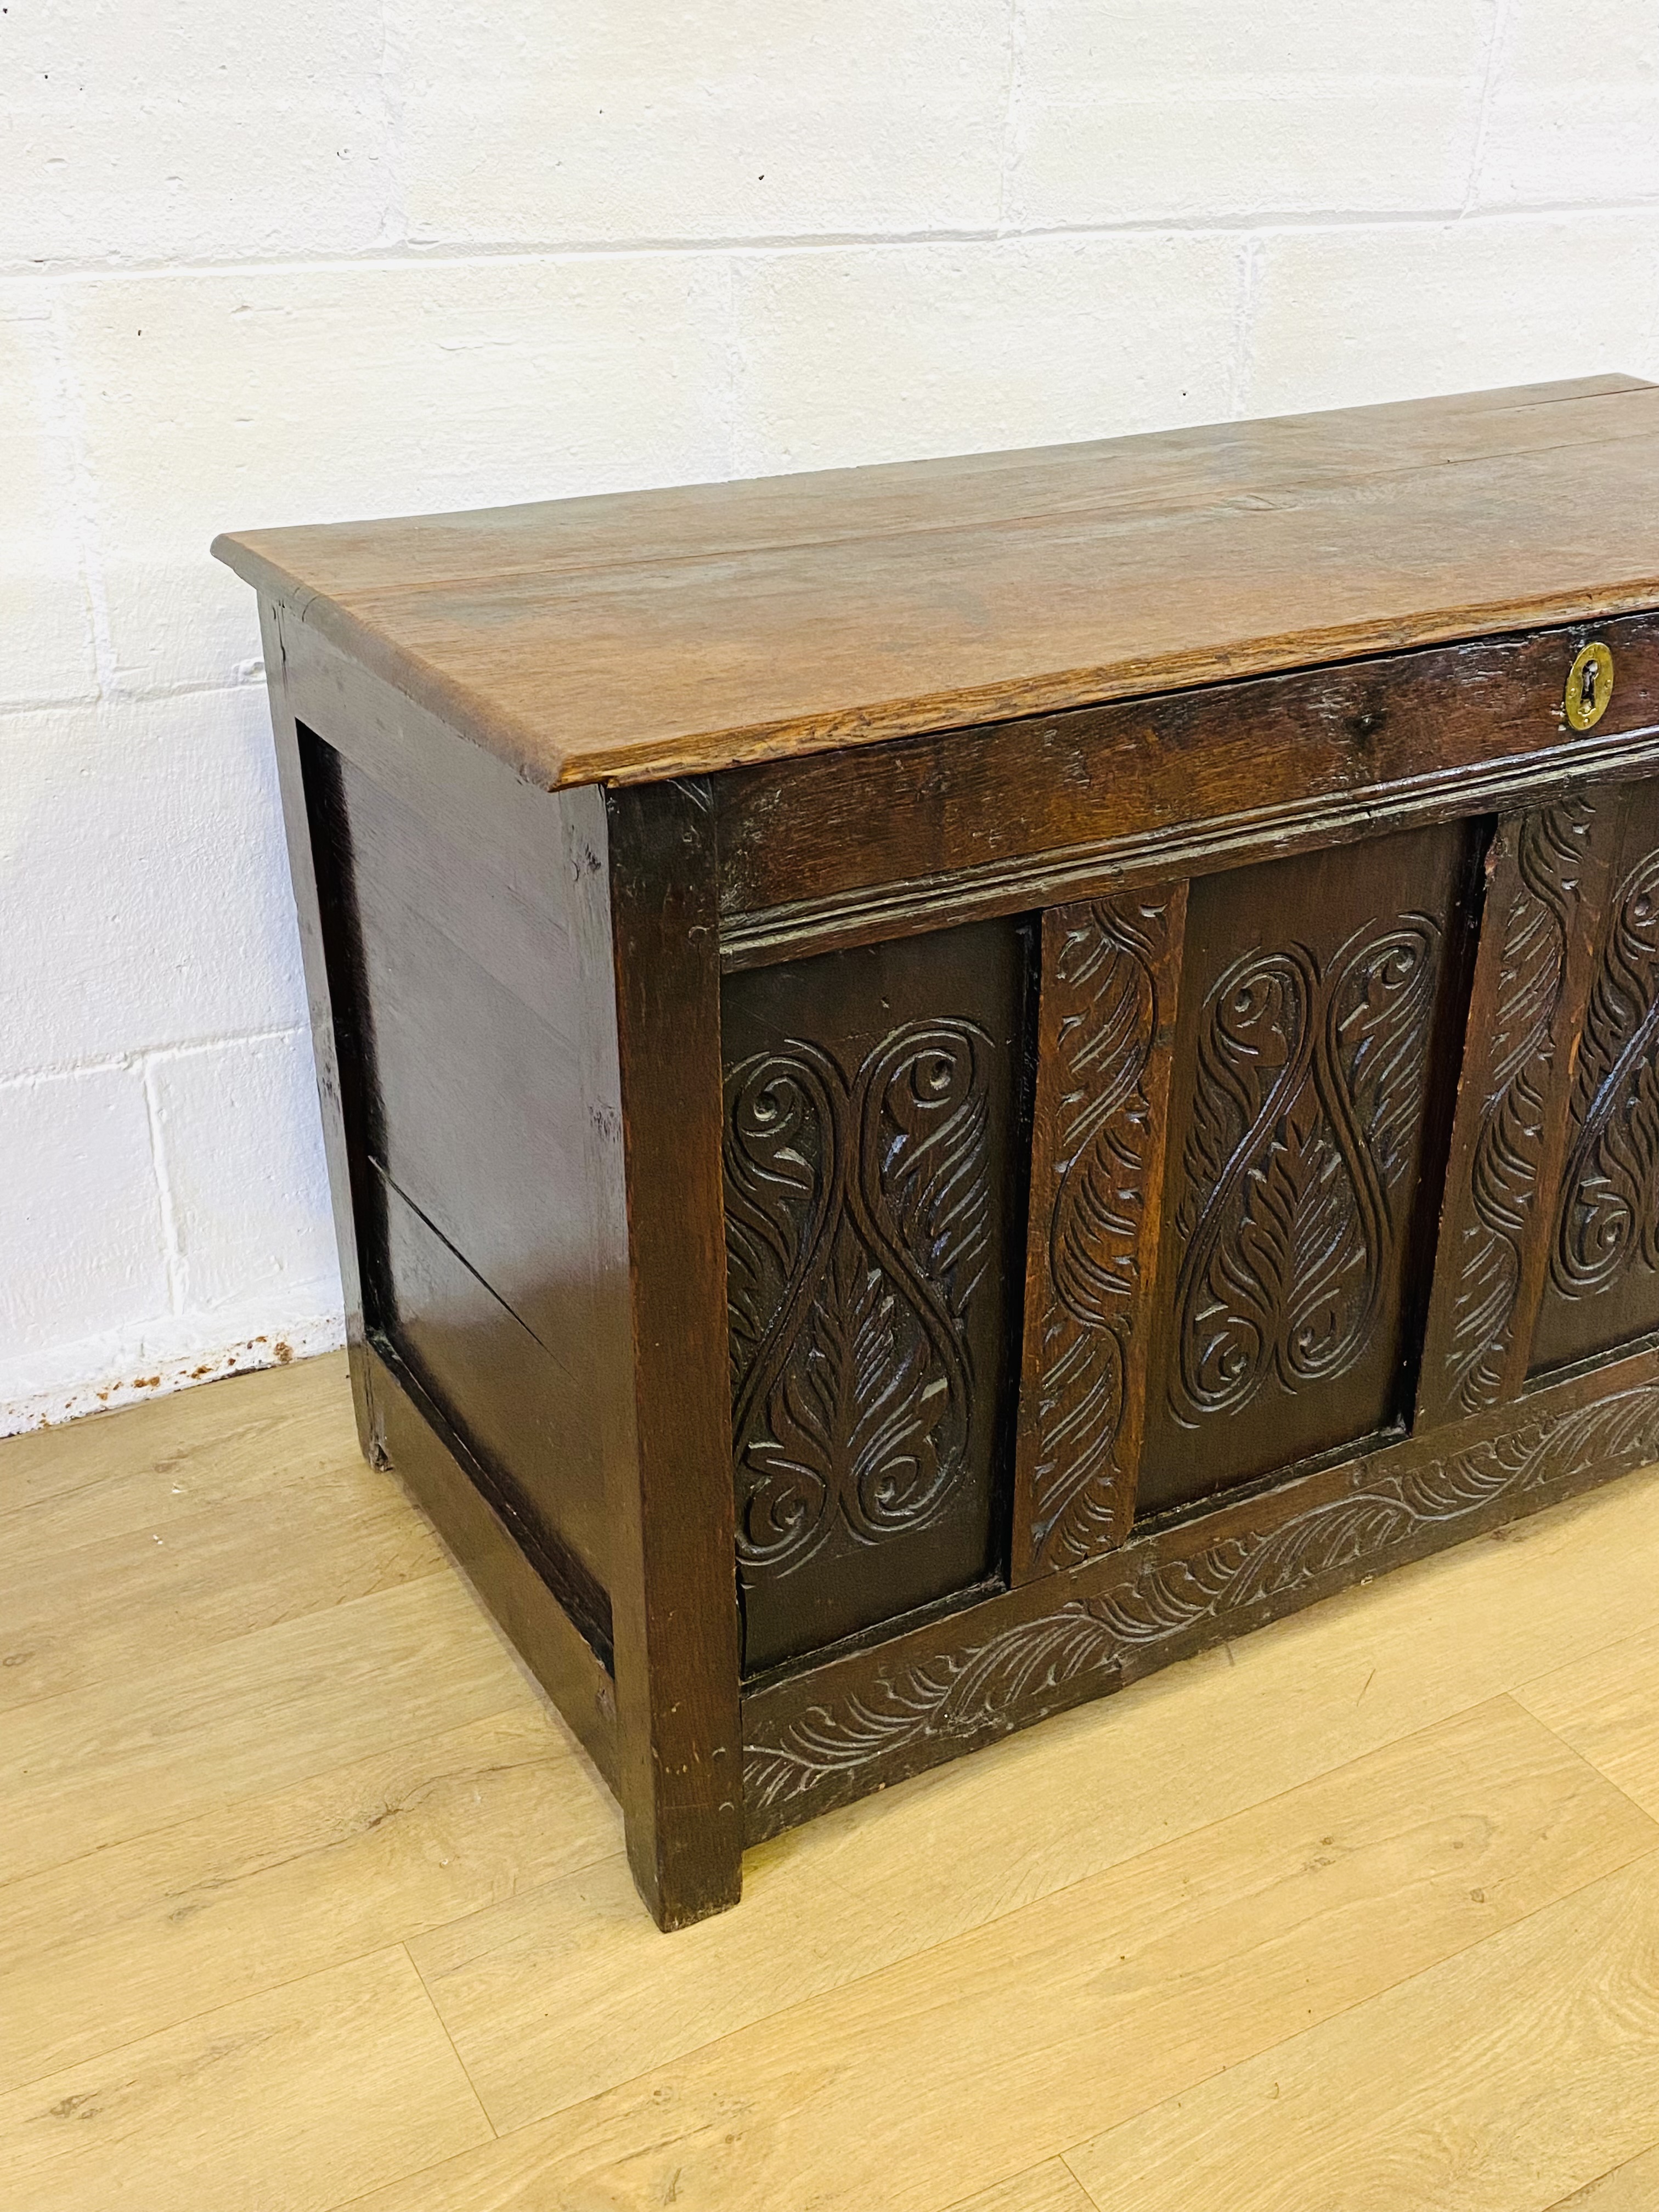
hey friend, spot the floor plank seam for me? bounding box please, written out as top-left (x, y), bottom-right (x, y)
top-left (0, 1460), bottom-right (336, 1533)
top-left (400, 1839), bottom-right (630, 1967)
top-left (0, 1684), bottom-right (555, 1903)
top-left (1505, 1689), bottom-right (1659, 1833)
top-left (0, 1921), bottom-right (529, 2108)
top-left (410, 1737), bottom-right (1659, 2162)
top-left (15, 1362), bottom-right (1659, 2209)
top-left (399, 1941), bottom-right (503, 2146)
top-left (0, 1843), bottom-right (631, 2106)
top-left (1505, 1592), bottom-right (1659, 1702)
top-left (0, 1446), bottom-right (391, 1541)
top-left (1542, 2138), bottom-right (1659, 2208)
top-left (1059, 2146), bottom-right (1106, 2211)
top-left (1049, 1835), bottom-right (1659, 2197)
top-left (0, 1562), bottom-right (458, 1725)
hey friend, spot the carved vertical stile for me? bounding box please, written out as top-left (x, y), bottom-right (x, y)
top-left (1551, 848), bottom-right (1659, 1300)
top-left (1417, 795), bottom-right (1622, 1427)
top-left (1014, 885), bottom-right (1188, 1580)
top-left (1531, 783), bottom-right (1659, 1374)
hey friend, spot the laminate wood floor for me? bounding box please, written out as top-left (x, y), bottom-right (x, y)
top-left (4, 1353), bottom-right (1659, 2210)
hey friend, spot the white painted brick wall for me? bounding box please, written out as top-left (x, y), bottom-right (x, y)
top-left (4, 0), bottom-right (1658, 1432)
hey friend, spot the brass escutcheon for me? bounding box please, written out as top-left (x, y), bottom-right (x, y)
top-left (1566, 640), bottom-right (1615, 731)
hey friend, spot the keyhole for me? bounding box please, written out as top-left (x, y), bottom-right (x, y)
top-left (1567, 643), bottom-right (1614, 730)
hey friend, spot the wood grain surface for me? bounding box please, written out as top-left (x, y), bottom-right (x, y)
top-left (409, 1696), bottom-right (1652, 2153)
top-left (215, 376), bottom-right (1659, 789)
top-left (712, 611), bottom-right (1659, 958)
top-left (0, 1353), bottom-right (359, 1559)
top-left (1551, 2145), bottom-right (1659, 2208)
top-left (0, 1561), bottom-right (522, 1891)
top-left (0, 1453), bottom-right (441, 1712)
top-left (1516, 1617), bottom-right (1659, 1822)
top-left (1067, 1853), bottom-right (1659, 2212)
top-left (359, 1699), bottom-right (1652, 2209)
top-left (7, 1353), bottom-right (1659, 2210)
top-left (0, 1709), bottom-right (616, 2094)
top-left (950, 2166), bottom-right (1099, 2212)
top-left (402, 1449), bottom-right (1659, 2127)
top-left (0, 1946), bottom-right (490, 2212)
top-left (601, 780), bottom-right (745, 1927)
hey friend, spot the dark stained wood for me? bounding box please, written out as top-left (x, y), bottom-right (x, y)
top-left (214, 379), bottom-right (1659, 791)
top-left (717, 612), bottom-right (1659, 967)
top-left (272, 623), bottom-right (725, 1926)
top-left (721, 920), bottom-right (1031, 1671)
top-left (743, 1338), bottom-right (1659, 1841)
top-left (273, 610), bottom-right (572, 899)
top-left (1136, 825), bottom-right (1477, 1519)
top-left (276, 612), bottom-right (632, 1607)
top-left (364, 1336), bottom-right (619, 1790)
top-left (368, 1171), bottom-right (611, 1652)
top-left (298, 733), bottom-right (611, 1593)
top-left (1014, 887), bottom-right (1186, 1577)
top-left (1531, 777), bottom-right (1659, 1379)
top-left (259, 600), bottom-right (377, 1462)
top-left (602, 780), bottom-right (745, 1929)
top-left (1416, 799), bottom-right (1625, 1426)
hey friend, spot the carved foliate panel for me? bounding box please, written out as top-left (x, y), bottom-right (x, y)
top-left (726, 1024), bottom-right (991, 1562)
top-left (1532, 778), bottom-right (1659, 1375)
top-left (1169, 916), bottom-right (1439, 1416)
top-left (1014, 887), bottom-right (1187, 1578)
top-left (722, 919), bottom-right (1026, 1673)
top-left (1137, 825), bottom-right (1473, 1517)
top-left (1417, 798), bottom-right (1618, 1425)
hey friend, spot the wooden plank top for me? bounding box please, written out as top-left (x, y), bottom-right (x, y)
top-left (215, 375), bottom-right (1659, 791)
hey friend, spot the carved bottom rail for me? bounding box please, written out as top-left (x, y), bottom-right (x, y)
top-left (742, 1342), bottom-right (1659, 1839)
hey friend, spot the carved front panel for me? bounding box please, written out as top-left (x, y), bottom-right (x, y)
top-left (1532, 778), bottom-right (1659, 1376)
top-left (1136, 825), bottom-right (1474, 1517)
top-left (1014, 888), bottom-right (1186, 1577)
top-left (722, 919), bottom-right (1028, 1672)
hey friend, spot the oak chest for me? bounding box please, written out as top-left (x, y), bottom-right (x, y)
top-left (218, 374), bottom-right (1659, 1928)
